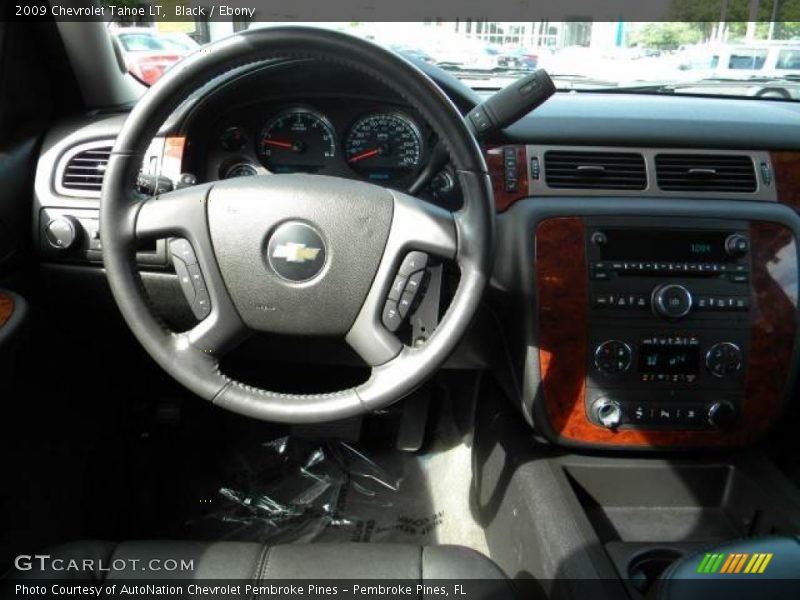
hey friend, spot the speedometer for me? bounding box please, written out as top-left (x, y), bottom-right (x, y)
top-left (344, 113), bottom-right (422, 182)
top-left (258, 109), bottom-right (335, 174)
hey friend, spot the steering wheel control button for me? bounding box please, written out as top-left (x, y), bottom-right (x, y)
top-left (388, 275), bottom-right (407, 302)
top-left (652, 283), bottom-right (693, 319)
top-left (398, 291), bottom-right (416, 318)
top-left (169, 237), bottom-right (212, 320)
top-left (706, 342), bottom-right (743, 377)
top-left (45, 216), bottom-right (80, 250)
top-left (193, 289), bottom-right (211, 320)
top-left (174, 256), bottom-right (196, 305)
top-left (594, 340), bottom-right (632, 375)
top-left (169, 238), bottom-right (197, 265)
top-left (399, 251), bottom-right (429, 277)
top-left (406, 271), bottom-right (425, 293)
top-left (382, 301), bottom-right (403, 332)
top-left (266, 221), bottom-right (327, 283)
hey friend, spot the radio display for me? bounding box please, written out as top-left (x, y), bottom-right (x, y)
top-left (638, 346), bottom-right (699, 374)
top-left (598, 230), bottom-right (730, 262)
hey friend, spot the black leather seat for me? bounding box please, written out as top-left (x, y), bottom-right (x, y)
top-left (14, 541), bottom-right (515, 595)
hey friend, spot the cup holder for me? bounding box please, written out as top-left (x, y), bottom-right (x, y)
top-left (628, 548), bottom-right (684, 595)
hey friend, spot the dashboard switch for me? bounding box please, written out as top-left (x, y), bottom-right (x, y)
top-left (45, 216), bottom-right (80, 251)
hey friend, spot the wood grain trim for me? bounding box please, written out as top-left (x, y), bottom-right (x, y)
top-left (771, 151), bottom-right (800, 210)
top-left (535, 218), bottom-right (797, 447)
top-left (485, 145), bottom-right (528, 212)
top-left (536, 217), bottom-right (588, 435)
top-left (0, 293), bottom-right (14, 329)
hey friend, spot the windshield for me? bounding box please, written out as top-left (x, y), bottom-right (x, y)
top-left (110, 21), bottom-right (800, 100)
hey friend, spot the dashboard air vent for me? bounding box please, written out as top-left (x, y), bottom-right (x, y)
top-left (544, 150), bottom-right (647, 190)
top-left (60, 144), bottom-right (113, 193)
top-left (655, 154), bottom-right (757, 193)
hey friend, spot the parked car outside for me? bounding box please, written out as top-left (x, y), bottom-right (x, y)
top-left (110, 27), bottom-right (199, 86)
top-left (497, 47), bottom-right (539, 70)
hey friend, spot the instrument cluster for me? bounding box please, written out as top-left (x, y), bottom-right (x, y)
top-left (200, 98), bottom-right (460, 208)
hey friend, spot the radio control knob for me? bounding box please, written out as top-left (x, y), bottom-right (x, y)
top-left (725, 234), bottom-right (750, 258)
top-left (706, 342), bottom-right (742, 377)
top-left (44, 216), bottom-right (80, 251)
top-left (707, 401), bottom-right (736, 429)
top-left (652, 284), bottom-right (693, 319)
top-left (592, 397), bottom-right (623, 429)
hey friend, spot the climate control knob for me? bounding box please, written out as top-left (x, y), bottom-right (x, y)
top-left (44, 216), bottom-right (80, 251)
top-left (706, 342), bottom-right (742, 377)
top-left (592, 397), bottom-right (623, 429)
top-left (707, 401), bottom-right (737, 429)
top-left (594, 340), bottom-right (632, 375)
top-left (652, 284), bottom-right (693, 319)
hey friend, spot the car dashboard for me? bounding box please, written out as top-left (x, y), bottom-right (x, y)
top-left (31, 57), bottom-right (800, 453)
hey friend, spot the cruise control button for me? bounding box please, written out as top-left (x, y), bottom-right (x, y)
top-left (388, 275), bottom-right (407, 301)
top-left (399, 251), bottom-right (428, 276)
top-left (382, 301), bottom-right (403, 332)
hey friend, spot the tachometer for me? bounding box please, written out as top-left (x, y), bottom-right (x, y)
top-left (257, 109), bottom-right (335, 174)
top-left (345, 113), bottom-right (422, 181)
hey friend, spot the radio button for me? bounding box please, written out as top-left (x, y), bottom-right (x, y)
top-left (731, 272), bottom-right (749, 283)
top-left (708, 401), bottom-right (737, 428)
top-left (725, 234), bottom-right (750, 258)
top-left (593, 295), bottom-right (610, 308)
top-left (652, 283), bottom-right (693, 319)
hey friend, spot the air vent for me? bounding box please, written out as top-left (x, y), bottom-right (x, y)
top-left (60, 143), bottom-right (112, 195)
top-left (544, 151), bottom-right (647, 190)
top-left (655, 154), bottom-right (757, 193)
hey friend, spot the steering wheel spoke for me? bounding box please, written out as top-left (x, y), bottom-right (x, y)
top-left (135, 184), bottom-right (249, 357)
top-left (345, 191), bottom-right (457, 366)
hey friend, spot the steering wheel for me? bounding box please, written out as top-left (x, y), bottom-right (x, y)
top-left (101, 27), bottom-right (494, 423)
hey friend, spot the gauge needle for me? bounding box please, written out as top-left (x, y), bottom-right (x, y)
top-left (348, 148), bottom-right (381, 163)
top-left (263, 139), bottom-right (296, 150)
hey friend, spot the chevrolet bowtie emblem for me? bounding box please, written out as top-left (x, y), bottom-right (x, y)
top-left (271, 242), bottom-right (322, 263)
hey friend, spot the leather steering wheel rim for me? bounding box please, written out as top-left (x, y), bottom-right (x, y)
top-left (101, 26), bottom-right (495, 423)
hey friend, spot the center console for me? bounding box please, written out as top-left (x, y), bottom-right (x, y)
top-left (531, 210), bottom-right (799, 449)
top-left (585, 219), bottom-right (751, 432)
